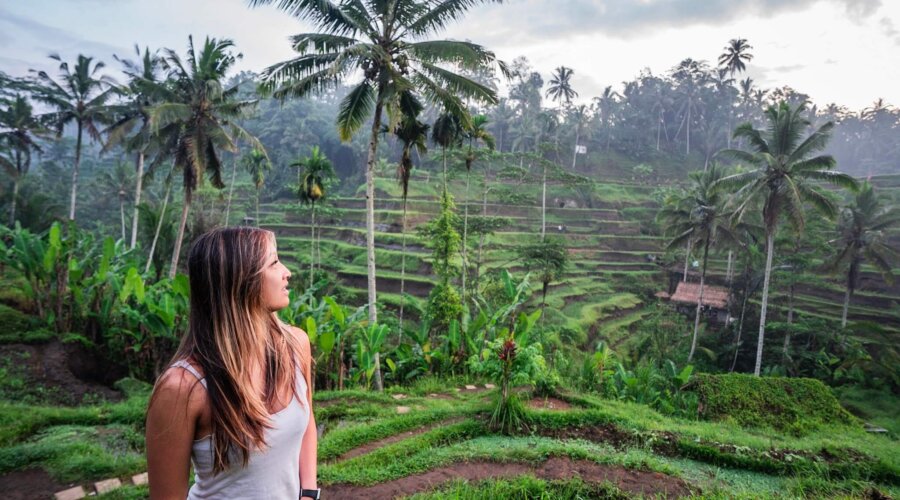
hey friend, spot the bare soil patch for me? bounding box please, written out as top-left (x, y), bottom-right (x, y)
top-left (0, 468), bottom-right (68, 500)
top-left (0, 341), bottom-right (123, 405)
top-left (327, 457), bottom-right (692, 499)
top-left (527, 397), bottom-right (573, 411)
top-left (334, 418), bottom-right (465, 462)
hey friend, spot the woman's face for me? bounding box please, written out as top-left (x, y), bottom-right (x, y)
top-left (260, 237), bottom-right (292, 311)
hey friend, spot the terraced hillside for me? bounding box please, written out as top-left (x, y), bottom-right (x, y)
top-left (252, 168), bottom-right (900, 355)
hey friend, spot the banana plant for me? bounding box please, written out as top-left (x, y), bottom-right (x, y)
top-left (354, 323), bottom-right (390, 389)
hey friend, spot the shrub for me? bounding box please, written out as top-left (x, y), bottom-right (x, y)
top-left (0, 304), bottom-right (35, 339)
top-left (689, 373), bottom-right (859, 434)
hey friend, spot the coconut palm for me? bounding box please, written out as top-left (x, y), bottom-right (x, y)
top-left (657, 188), bottom-right (694, 282)
top-left (242, 148), bottom-right (271, 227)
top-left (0, 95), bottom-right (47, 226)
top-left (394, 96), bottom-right (429, 331)
top-left (664, 166), bottom-right (739, 361)
top-left (545, 66), bottom-right (577, 108)
top-left (717, 101), bottom-right (858, 375)
top-left (460, 114), bottom-right (495, 301)
top-left (105, 45), bottom-right (164, 249)
top-left (593, 86), bottom-right (618, 152)
top-left (249, 0), bottom-right (503, 347)
top-left (147, 36), bottom-right (263, 278)
top-left (96, 161), bottom-right (135, 241)
top-left (292, 146), bottom-right (334, 289)
top-left (718, 38), bottom-right (753, 76)
top-left (30, 54), bottom-right (118, 221)
top-left (827, 182), bottom-right (899, 328)
top-left (432, 112), bottom-right (463, 189)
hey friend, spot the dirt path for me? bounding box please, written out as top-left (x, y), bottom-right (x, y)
top-left (327, 457), bottom-right (692, 499)
top-left (334, 418), bottom-right (465, 462)
top-left (0, 468), bottom-right (68, 500)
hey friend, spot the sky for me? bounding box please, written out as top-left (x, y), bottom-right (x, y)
top-left (1, 0), bottom-right (898, 112)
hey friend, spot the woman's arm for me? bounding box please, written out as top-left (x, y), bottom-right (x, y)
top-left (295, 327), bottom-right (318, 490)
top-left (146, 369), bottom-right (204, 500)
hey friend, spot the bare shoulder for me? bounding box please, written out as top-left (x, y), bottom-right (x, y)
top-left (151, 364), bottom-right (208, 412)
top-left (289, 325), bottom-right (311, 349)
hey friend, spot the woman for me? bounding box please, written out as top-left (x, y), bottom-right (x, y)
top-left (146, 227), bottom-right (319, 499)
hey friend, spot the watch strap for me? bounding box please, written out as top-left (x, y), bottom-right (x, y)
top-left (300, 488), bottom-right (321, 499)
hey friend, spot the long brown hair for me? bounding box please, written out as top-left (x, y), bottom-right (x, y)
top-left (153, 226), bottom-right (308, 473)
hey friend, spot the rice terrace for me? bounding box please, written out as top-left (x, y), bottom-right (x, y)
top-left (0, 0), bottom-right (898, 498)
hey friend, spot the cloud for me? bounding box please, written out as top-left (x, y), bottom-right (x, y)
top-left (0, 6), bottom-right (131, 77)
top-left (879, 17), bottom-right (900, 45)
top-left (448, 0), bottom-right (882, 47)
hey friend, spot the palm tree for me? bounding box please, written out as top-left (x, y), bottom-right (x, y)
top-left (671, 59), bottom-right (707, 156)
top-left (663, 166), bottom-right (738, 361)
top-left (105, 45), bottom-right (164, 249)
top-left (31, 54), bottom-right (118, 221)
top-left (0, 95), bottom-right (46, 225)
top-left (147, 36), bottom-right (263, 278)
top-left (242, 149), bottom-right (271, 226)
top-left (432, 112), bottom-right (462, 189)
top-left (250, 0), bottom-right (503, 344)
top-left (657, 188), bottom-right (694, 282)
top-left (717, 101), bottom-right (858, 375)
top-left (96, 162), bottom-right (135, 241)
top-left (593, 86), bottom-right (618, 152)
top-left (460, 114), bottom-right (495, 302)
top-left (568, 104), bottom-right (590, 169)
top-left (828, 182), bottom-right (899, 328)
top-left (718, 38), bottom-right (753, 76)
top-left (545, 66), bottom-right (577, 108)
top-left (394, 98), bottom-right (429, 332)
top-left (292, 146), bottom-right (334, 290)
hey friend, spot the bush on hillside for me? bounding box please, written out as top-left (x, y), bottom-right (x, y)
top-left (690, 373), bottom-right (859, 435)
top-left (0, 304), bottom-right (33, 335)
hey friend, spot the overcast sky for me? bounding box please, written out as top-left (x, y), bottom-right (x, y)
top-left (1, 0), bottom-right (898, 112)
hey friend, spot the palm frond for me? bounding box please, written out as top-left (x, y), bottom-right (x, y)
top-left (406, 0), bottom-right (504, 37)
top-left (408, 40), bottom-right (496, 70)
top-left (788, 121), bottom-right (833, 163)
top-left (415, 62), bottom-right (497, 105)
top-left (798, 168), bottom-right (858, 191)
top-left (147, 103), bottom-right (192, 134)
top-left (337, 81), bottom-right (375, 141)
top-left (248, 0), bottom-right (364, 36)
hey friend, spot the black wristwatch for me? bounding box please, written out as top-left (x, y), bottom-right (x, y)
top-left (300, 488), bottom-right (321, 499)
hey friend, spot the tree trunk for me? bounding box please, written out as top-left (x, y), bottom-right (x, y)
top-left (683, 239), bottom-right (692, 282)
top-left (685, 105), bottom-right (691, 155)
top-left (689, 238), bottom-right (711, 362)
top-left (310, 204), bottom-right (316, 291)
top-left (119, 194), bottom-right (126, 241)
top-left (476, 178), bottom-right (488, 291)
top-left (255, 186), bottom-right (260, 227)
top-left (841, 267), bottom-right (854, 328)
top-left (69, 122), bottom-right (84, 221)
top-left (656, 113), bottom-right (662, 151)
top-left (168, 187), bottom-right (192, 279)
top-left (365, 98), bottom-right (383, 391)
top-left (146, 182), bottom-right (171, 274)
top-left (130, 152), bottom-right (144, 249)
top-left (8, 177), bottom-right (19, 226)
top-left (571, 128), bottom-right (579, 169)
top-left (725, 250), bottom-right (733, 283)
top-left (461, 170), bottom-right (471, 304)
top-left (731, 275), bottom-right (750, 372)
top-left (224, 155), bottom-right (237, 226)
top-left (754, 230), bottom-right (775, 376)
top-left (541, 161), bottom-right (547, 241)
top-left (399, 196), bottom-right (408, 335)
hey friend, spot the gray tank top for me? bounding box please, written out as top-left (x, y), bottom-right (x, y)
top-left (171, 359), bottom-right (310, 500)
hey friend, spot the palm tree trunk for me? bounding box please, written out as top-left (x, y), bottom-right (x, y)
top-left (168, 188), bottom-right (192, 279)
top-left (224, 155), bottom-right (237, 226)
top-left (725, 250), bottom-right (733, 283)
top-left (754, 230), bottom-right (775, 376)
top-left (9, 177), bottom-right (19, 226)
top-left (731, 278), bottom-right (750, 372)
top-left (119, 195), bottom-right (126, 241)
top-left (399, 196), bottom-right (408, 335)
top-left (841, 266), bottom-right (854, 328)
top-left (255, 186), bottom-right (260, 227)
top-left (656, 113), bottom-right (662, 151)
top-left (476, 179), bottom-right (488, 290)
top-left (461, 170), bottom-right (471, 304)
top-left (571, 128), bottom-right (579, 169)
top-left (69, 122), bottom-right (83, 221)
top-left (310, 204), bottom-right (316, 291)
top-left (683, 239), bottom-right (692, 282)
top-left (689, 238), bottom-right (711, 362)
top-left (685, 105), bottom-right (691, 155)
top-left (365, 98), bottom-right (383, 392)
top-left (130, 152), bottom-right (144, 249)
top-left (541, 161), bottom-right (547, 241)
top-left (146, 182), bottom-right (171, 274)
